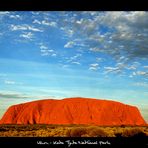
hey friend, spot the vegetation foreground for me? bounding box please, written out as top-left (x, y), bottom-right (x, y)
top-left (0, 124), bottom-right (147, 137)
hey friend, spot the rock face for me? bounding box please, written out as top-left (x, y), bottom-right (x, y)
top-left (0, 98), bottom-right (146, 125)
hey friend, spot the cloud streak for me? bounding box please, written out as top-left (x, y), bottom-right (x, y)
top-left (20, 32), bottom-right (34, 40)
top-left (33, 19), bottom-right (57, 27)
top-left (0, 91), bottom-right (30, 99)
top-left (64, 41), bottom-right (75, 48)
top-left (10, 24), bottom-right (43, 32)
top-left (89, 63), bottom-right (99, 71)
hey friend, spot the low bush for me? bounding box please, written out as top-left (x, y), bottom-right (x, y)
top-left (66, 127), bottom-right (87, 137)
top-left (121, 128), bottom-right (146, 137)
top-left (88, 127), bottom-right (108, 137)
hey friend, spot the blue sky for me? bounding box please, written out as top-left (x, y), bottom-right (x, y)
top-left (0, 11), bottom-right (148, 122)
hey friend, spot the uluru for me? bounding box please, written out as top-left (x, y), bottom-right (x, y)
top-left (0, 97), bottom-right (146, 125)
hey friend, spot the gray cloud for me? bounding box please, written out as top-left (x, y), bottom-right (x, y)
top-left (104, 61), bottom-right (143, 76)
top-left (143, 66), bottom-right (148, 69)
top-left (60, 12), bottom-right (148, 59)
top-left (58, 11), bottom-right (148, 78)
top-left (95, 12), bottom-right (148, 59)
top-left (0, 92), bottom-right (30, 99)
top-left (136, 71), bottom-right (148, 77)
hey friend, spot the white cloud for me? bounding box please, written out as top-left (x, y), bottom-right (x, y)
top-left (48, 50), bottom-right (54, 52)
top-left (76, 19), bottom-right (84, 24)
top-left (89, 63), bottom-right (99, 71)
top-left (40, 48), bottom-right (56, 57)
top-left (126, 61), bottom-right (141, 70)
top-left (129, 75), bottom-right (133, 78)
top-left (62, 65), bottom-right (69, 68)
top-left (10, 24), bottom-right (27, 31)
top-left (72, 61), bottom-right (80, 65)
top-left (90, 63), bottom-right (99, 67)
top-left (10, 24), bottom-right (43, 32)
top-left (89, 67), bottom-right (98, 71)
top-left (0, 11), bottom-right (9, 15)
top-left (103, 61), bottom-right (141, 75)
top-left (104, 67), bottom-right (121, 74)
top-left (133, 82), bottom-right (148, 88)
top-left (96, 58), bottom-right (104, 62)
top-left (28, 26), bottom-right (42, 32)
top-left (64, 39), bottom-right (87, 49)
top-left (9, 14), bottom-right (21, 19)
top-left (20, 32), bottom-right (33, 39)
top-left (51, 53), bottom-right (57, 57)
top-left (126, 66), bottom-right (137, 70)
top-left (33, 19), bottom-right (57, 27)
top-left (33, 19), bottom-right (42, 24)
top-left (31, 12), bottom-right (40, 15)
top-left (136, 71), bottom-right (148, 77)
top-left (40, 45), bottom-right (48, 50)
top-left (89, 67), bottom-right (97, 71)
top-left (42, 20), bottom-right (57, 27)
top-left (132, 72), bottom-right (137, 76)
top-left (132, 70), bottom-right (148, 77)
top-left (39, 43), bottom-right (57, 57)
top-left (67, 54), bottom-right (82, 63)
top-left (90, 47), bottom-right (104, 52)
top-left (64, 54), bottom-right (82, 66)
top-left (64, 41), bottom-right (75, 48)
top-left (60, 27), bottom-right (74, 37)
top-left (67, 29), bottom-right (74, 36)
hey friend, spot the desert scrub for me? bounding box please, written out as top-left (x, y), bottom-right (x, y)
top-left (35, 129), bottom-right (54, 137)
top-left (114, 127), bottom-right (124, 137)
top-left (102, 127), bottom-right (115, 137)
top-left (66, 126), bottom-right (109, 137)
top-left (66, 127), bottom-right (87, 137)
top-left (88, 127), bottom-right (109, 137)
top-left (0, 125), bottom-right (148, 137)
top-left (0, 127), bottom-right (8, 132)
top-left (121, 128), bottom-right (146, 137)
